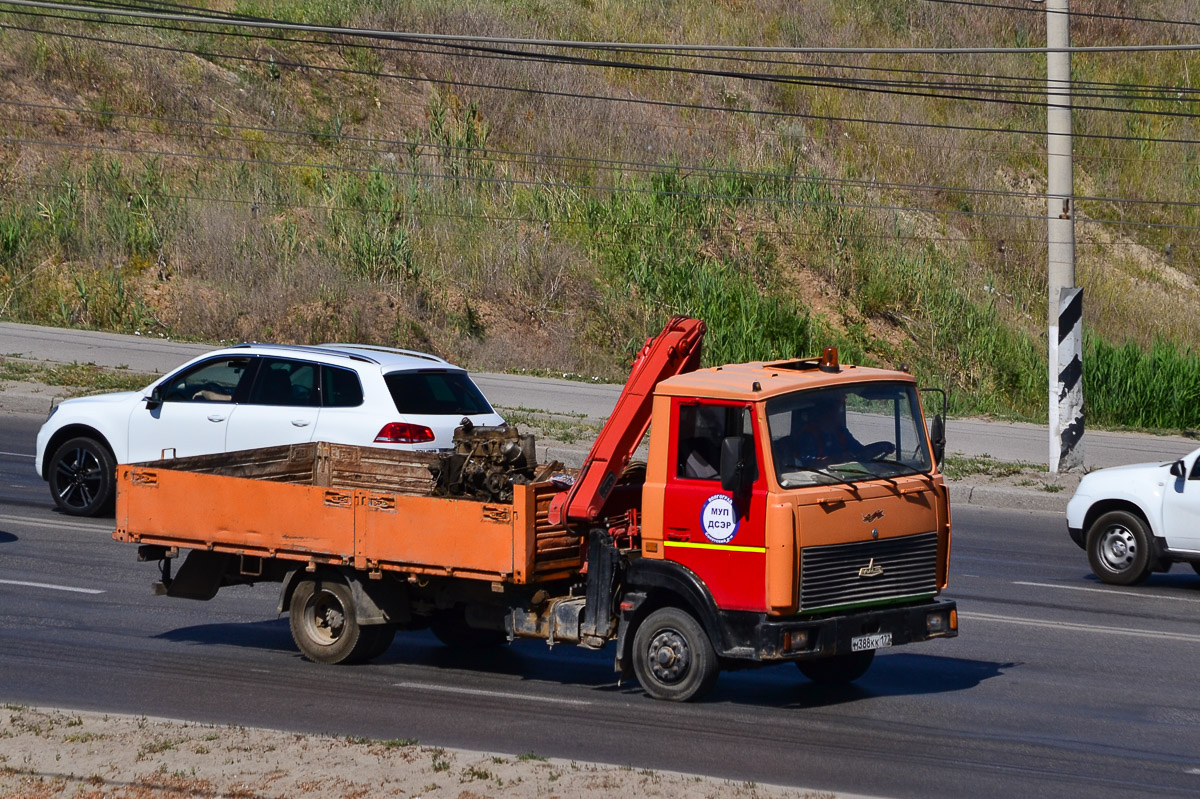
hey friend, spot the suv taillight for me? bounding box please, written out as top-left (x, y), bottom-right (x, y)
top-left (374, 422), bottom-right (436, 444)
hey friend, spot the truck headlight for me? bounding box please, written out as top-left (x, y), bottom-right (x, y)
top-left (926, 609), bottom-right (956, 634)
top-left (783, 629), bottom-right (812, 652)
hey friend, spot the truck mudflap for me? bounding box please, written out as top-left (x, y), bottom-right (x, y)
top-left (746, 598), bottom-right (958, 663)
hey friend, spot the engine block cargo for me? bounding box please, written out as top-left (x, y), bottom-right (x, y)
top-left (116, 316), bottom-right (959, 701)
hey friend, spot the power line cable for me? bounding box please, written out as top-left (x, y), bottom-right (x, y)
top-left (7, 133), bottom-right (1200, 234)
top-left (24, 0), bottom-right (1200, 104)
top-left (10, 4), bottom-right (1200, 112)
top-left (918, 0), bottom-right (1200, 29)
top-left (12, 105), bottom-right (1200, 215)
top-left (10, 17), bottom-right (1200, 149)
top-left (9, 0), bottom-right (1200, 55)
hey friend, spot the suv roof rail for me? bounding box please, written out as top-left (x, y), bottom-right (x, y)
top-left (318, 343), bottom-right (450, 365)
top-left (228, 342), bottom-right (380, 364)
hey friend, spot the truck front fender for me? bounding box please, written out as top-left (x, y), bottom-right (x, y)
top-left (616, 559), bottom-right (730, 674)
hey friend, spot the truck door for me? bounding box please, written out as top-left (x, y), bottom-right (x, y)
top-left (662, 400), bottom-right (768, 612)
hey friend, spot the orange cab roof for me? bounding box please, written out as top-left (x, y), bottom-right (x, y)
top-left (655, 358), bottom-right (916, 402)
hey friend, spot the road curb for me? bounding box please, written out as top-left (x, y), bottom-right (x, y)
top-left (947, 482), bottom-right (1068, 513)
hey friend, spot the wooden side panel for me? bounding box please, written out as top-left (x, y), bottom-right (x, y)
top-left (531, 482), bottom-right (583, 580)
top-left (324, 443), bottom-right (439, 494)
top-left (356, 492), bottom-right (516, 579)
top-left (115, 466), bottom-right (355, 562)
top-left (135, 444), bottom-right (320, 484)
top-left (132, 442), bottom-right (440, 493)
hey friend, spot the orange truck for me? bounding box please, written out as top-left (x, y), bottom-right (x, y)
top-left (115, 316), bottom-right (957, 701)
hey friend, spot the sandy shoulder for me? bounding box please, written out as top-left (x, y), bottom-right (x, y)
top-left (0, 706), bottom-right (842, 799)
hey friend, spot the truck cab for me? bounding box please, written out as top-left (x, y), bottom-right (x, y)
top-left (621, 348), bottom-right (955, 698)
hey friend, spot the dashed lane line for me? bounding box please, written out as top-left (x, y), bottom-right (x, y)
top-left (1015, 580), bottom-right (1200, 604)
top-left (0, 513), bottom-right (111, 534)
top-left (960, 611), bottom-right (1200, 644)
top-left (394, 681), bottom-right (592, 706)
top-left (0, 579), bottom-right (104, 594)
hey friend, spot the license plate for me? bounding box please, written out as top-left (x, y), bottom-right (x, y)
top-left (851, 632), bottom-right (892, 652)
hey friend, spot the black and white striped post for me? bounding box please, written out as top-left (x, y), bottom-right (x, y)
top-left (1052, 287), bottom-right (1084, 472)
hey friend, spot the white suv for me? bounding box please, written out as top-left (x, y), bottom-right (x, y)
top-left (35, 343), bottom-right (505, 516)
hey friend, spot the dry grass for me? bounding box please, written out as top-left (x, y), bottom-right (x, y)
top-left (2, 1), bottom-right (1199, 412)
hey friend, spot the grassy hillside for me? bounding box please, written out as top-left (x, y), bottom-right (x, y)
top-left (1, 0), bottom-right (1199, 429)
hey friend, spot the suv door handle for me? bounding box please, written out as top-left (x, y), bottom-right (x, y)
top-left (207, 414), bottom-right (226, 422)
top-left (291, 420), bottom-right (311, 427)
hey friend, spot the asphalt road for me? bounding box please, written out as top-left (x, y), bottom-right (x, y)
top-left (3, 321), bottom-right (1197, 472)
top-left (4, 412), bottom-right (1200, 798)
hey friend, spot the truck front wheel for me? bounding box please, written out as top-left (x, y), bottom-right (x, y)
top-left (289, 578), bottom-right (384, 664)
top-left (1087, 510), bottom-right (1153, 586)
top-left (797, 650), bottom-right (876, 685)
top-left (632, 607), bottom-right (719, 702)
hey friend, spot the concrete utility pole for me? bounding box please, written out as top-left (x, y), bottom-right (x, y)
top-left (1042, 0), bottom-right (1083, 473)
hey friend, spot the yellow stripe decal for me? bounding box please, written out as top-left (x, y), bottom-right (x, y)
top-left (663, 541), bottom-right (767, 554)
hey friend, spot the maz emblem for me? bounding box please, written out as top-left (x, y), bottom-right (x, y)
top-left (858, 558), bottom-right (884, 578)
top-left (862, 509), bottom-right (885, 523)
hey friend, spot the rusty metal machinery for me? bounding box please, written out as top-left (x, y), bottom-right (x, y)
top-left (431, 418), bottom-right (555, 502)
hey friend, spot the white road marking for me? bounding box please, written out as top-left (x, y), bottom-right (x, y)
top-left (0, 513), bottom-right (111, 534)
top-left (394, 682), bottom-right (591, 706)
top-left (1015, 580), bottom-right (1200, 604)
top-left (960, 611), bottom-right (1200, 644)
top-left (0, 579), bottom-right (104, 594)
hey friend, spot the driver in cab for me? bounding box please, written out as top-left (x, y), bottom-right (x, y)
top-left (794, 397), bottom-right (893, 467)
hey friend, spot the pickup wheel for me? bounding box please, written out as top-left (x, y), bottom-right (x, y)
top-left (289, 579), bottom-right (379, 664)
top-left (632, 607), bottom-right (719, 702)
top-left (49, 436), bottom-right (116, 517)
top-left (797, 650), bottom-right (876, 685)
top-left (1087, 510), bottom-right (1153, 586)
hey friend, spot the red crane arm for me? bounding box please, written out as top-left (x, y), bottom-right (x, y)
top-left (547, 316), bottom-right (706, 526)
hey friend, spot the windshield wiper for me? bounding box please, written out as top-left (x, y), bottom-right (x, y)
top-left (780, 466), bottom-right (859, 489)
top-left (868, 456), bottom-right (934, 479)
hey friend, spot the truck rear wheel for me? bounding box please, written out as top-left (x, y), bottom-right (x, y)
top-left (632, 607), bottom-right (719, 702)
top-left (289, 578), bottom-right (382, 664)
top-left (1087, 510), bottom-right (1153, 586)
top-left (797, 650), bottom-right (876, 685)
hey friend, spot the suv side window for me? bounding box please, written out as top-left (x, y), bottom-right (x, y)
top-left (247, 358), bottom-right (318, 407)
top-left (676, 403), bottom-right (755, 481)
top-left (321, 364), bottom-right (364, 408)
top-left (160, 357), bottom-right (256, 403)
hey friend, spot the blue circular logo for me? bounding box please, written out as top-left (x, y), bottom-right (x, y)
top-left (700, 494), bottom-right (739, 544)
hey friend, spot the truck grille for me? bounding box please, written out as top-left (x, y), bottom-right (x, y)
top-left (800, 531), bottom-right (938, 612)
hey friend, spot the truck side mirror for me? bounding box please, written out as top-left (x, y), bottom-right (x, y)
top-left (719, 435), bottom-right (755, 494)
top-left (145, 386), bottom-right (163, 411)
top-left (929, 414), bottom-right (946, 468)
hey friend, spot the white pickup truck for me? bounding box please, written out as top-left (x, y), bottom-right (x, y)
top-left (1067, 446), bottom-right (1200, 584)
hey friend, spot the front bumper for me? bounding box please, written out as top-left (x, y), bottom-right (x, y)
top-left (744, 598), bottom-right (958, 663)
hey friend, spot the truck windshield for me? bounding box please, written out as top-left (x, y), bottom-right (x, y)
top-left (766, 382), bottom-right (933, 487)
